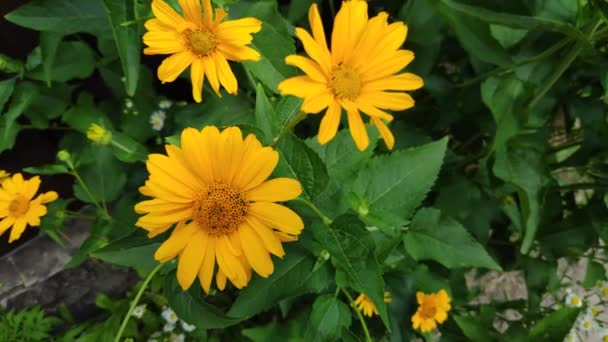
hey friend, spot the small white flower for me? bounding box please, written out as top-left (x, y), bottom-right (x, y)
top-left (162, 307), bottom-right (179, 324)
top-left (578, 313), bottom-right (596, 332)
top-left (147, 331), bottom-right (162, 342)
top-left (597, 281), bottom-right (608, 298)
top-left (159, 99), bottom-right (173, 109)
top-left (169, 333), bottom-right (185, 342)
top-left (163, 323), bottom-right (176, 332)
top-left (125, 98), bottom-right (134, 109)
top-left (181, 320), bottom-right (196, 332)
top-left (131, 304), bottom-right (146, 319)
top-left (599, 327), bottom-right (608, 342)
top-left (149, 110), bottom-right (166, 131)
top-left (565, 291), bottom-right (583, 308)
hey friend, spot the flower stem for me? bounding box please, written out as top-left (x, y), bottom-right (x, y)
top-left (292, 197), bottom-right (332, 225)
top-left (65, 159), bottom-right (111, 220)
top-left (341, 287), bottom-right (372, 342)
top-left (271, 111), bottom-right (307, 148)
top-left (114, 263), bottom-right (164, 342)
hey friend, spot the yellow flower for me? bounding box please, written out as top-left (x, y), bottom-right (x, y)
top-left (411, 289), bottom-right (452, 333)
top-left (0, 173), bottom-right (58, 243)
top-left (87, 123), bottom-right (112, 145)
top-left (134, 126), bottom-right (304, 293)
top-left (143, 0), bottom-right (262, 103)
top-left (278, 1), bottom-right (423, 151)
top-left (354, 291), bottom-right (391, 317)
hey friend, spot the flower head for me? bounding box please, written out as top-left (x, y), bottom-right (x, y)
top-left (159, 99), bottom-right (173, 109)
top-left (354, 291), bottom-right (391, 317)
top-left (411, 289), bottom-right (452, 333)
top-left (135, 126), bottom-right (304, 293)
top-left (150, 110), bottom-right (167, 131)
top-left (87, 123), bottom-right (112, 145)
top-left (565, 290), bottom-right (583, 308)
top-left (278, 1), bottom-right (423, 151)
top-left (597, 281), bottom-right (608, 298)
top-left (143, 0), bottom-right (262, 103)
top-left (0, 173), bottom-right (58, 243)
top-left (162, 307), bottom-right (179, 324)
top-left (132, 305), bottom-right (146, 319)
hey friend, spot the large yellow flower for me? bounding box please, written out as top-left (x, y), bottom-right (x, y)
top-left (411, 289), bottom-right (452, 333)
top-left (278, 1), bottom-right (423, 151)
top-left (143, 0), bottom-right (262, 103)
top-left (0, 173), bottom-right (58, 243)
top-left (354, 291), bottom-right (392, 317)
top-left (134, 126), bottom-right (304, 293)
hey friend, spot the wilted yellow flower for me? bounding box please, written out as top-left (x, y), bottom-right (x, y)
top-left (278, 1), bottom-right (423, 151)
top-left (0, 173), bottom-right (58, 243)
top-left (143, 0), bottom-right (262, 103)
top-left (354, 291), bottom-right (391, 317)
top-left (87, 123), bottom-right (112, 145)
top-left (411, 289), bottom-right (452, 333)
top-left (135, 126), bottom-right (304, 293)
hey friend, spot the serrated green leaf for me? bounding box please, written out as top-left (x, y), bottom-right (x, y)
top-left (310, 214), bottom-right (390, 329)
top-left (5, 0), bottom-right (112, 37)
top-left (404, 208), bottom-right (501, 270)
top-left (228, 245), bottom-right (320, 318)
top-left (164, 273), bottom-right (243, 329)
top-left (275, 134), bottom-right (328, 200)
top-left (103, 0), bottom-right (141, 96)
top-left (306, 295), bottom-right (352, 342)
top-left (353, 137), bottom-right (448, 231)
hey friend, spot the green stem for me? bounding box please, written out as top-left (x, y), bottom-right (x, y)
top-left (341, 288), bottom-right (372, 342)
top-left (457, 37), bottom-right (571, 88)
top-left (65, 159), bottom-right (110, 220)
top-left (271, 111), bottom-right (307, 148)
top-left (114, 263), bottom-right (164, 342)
top-left (292, 197), bottom-right (332, 225)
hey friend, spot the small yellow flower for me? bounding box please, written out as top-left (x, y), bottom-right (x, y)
top-left (135, 126), bottom-right (304, 293)
top-left (0, 173), bottom-right (58, 243)
top-left (411, 289), bottom-right (452, 333)
top-left (278, 1), bottom-right (423, 151)
top-left (354, 291), bottom-right (391, 317)
top-left (143, 0), bottom-right (262, 103)
top-left (87, 123), bottom-right (112, 145)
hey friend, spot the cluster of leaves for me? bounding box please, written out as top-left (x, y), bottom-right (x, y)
top-left (0, 307), bottom-right (61, 342)
top-left (1, 0), bottom-right (608, 341)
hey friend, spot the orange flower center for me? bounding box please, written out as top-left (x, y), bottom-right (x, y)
top-left (9, 195), bottom-right (29, 217)
top-left (419, 300), bottom-right (438, 319)
top-left (330, 65), bottom-right (361, 100)
top-left (186, 29), bottom-right (217, 56)
top-left (192, 183), bottom-right (247, 235)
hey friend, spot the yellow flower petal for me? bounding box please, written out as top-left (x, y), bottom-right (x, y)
top-left (371, 117), bottom-right (395, 150)
top-left (278, 76), bottom-right (327, 99)
top-left (201, 56), bottom-right (220, 95)
top-left (301, 91), bottom-right (333, 113)
top-left (318, 102), bottom-right (342, 144)
top-left (190, 58), bottom-right (205, 103)
top-left (245, 217), bottom-right (284, 258)
top-left (214, 53), bottom-right (238, 94)
top-left (363, 73), bottom-right (424, 92)
top-left (308, 3), bottom-right (328, 50)
top-left (154, 222), bottom-right (198, 262)
top-left (295, 27), bottom-right (332, 75)
top-left (285, 55), bottom-right (326, 82)
top-left (0, 217), bottom-right (15, 237)
top-left (8, 218), bottom-right (27, 243)
top-left (198, 236), bottom-right (216, 293)
top-left (358, 91), bottom-right (414, 111)
top-left (152, 0), bottom-right (185, 28)
top-left (239, 224), bottom-right (274, 277)
top-left (177, 232), bottom-right (207, 290)
top-left (249, 202), bottom-right (304, 235)
top-left (331, 0), bottom-right (368, 63)
top-left (344, 102), bottom-right (369, 151)
top-left (217, 44), bottom-right (260, 61)
top-left (234, 147), bottom-right (279, 191)
top-left (143, 31), bottom-right (184, 55)
top-left (157, 50), bottom-right (196, 83)
top-left (178, 0), bottom-right (202, 25)
top-left (246, 178), bottom-right (302, 202)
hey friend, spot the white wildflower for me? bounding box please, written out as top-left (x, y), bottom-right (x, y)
top-left (149, 110), bottom-right (166, 131)
top-left (161, 307), bottom-right (179, 324)
top-left (125, 98), bottom-right (134, 109)
top-left (169, 333), bottom-right (185, 342)
top-left (181, 320), bottom-right (196, 332)
top-left (163, 323), bottom-right (176, 332)
top-left (131, 304), bottom-right (146, 319)
top-left (158, 99), bottom-right (173, 109)
top-left (565, 290), bottom-right (583, 308)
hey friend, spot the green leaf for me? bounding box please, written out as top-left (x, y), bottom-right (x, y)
top-left (242, 313), bottom-right (308, 342)
top-left (164, 273), bottom-right (243, 329)
top-left (490, 25), bottom-right (528, 49)
top-left (493, 137), bottom-right (550, 254)
top-left (66, 218), bottom-right (112, 268)
top-left (481, 76), bottom-right (526, 151)
top-left (583, 260), bottom-right (606, 289)
top-left (308, 128), bottom-right (378, 217)
top-left (109, 131), bottom-right (148, 163)
top-left (62, 93), bottom-right (112, 133)
top-left (228, 245), bottom-right (320, 318)
top-left (439, 0), bottom-right (587, 46)
top-left (92, 231), bottom-right (159, 274)
top-left (0, 82), bottom-right (37, 153)
top-left (353, 137), bottom-right (448, 231)
top-left (529, 307), bottom-right (580, 341)
top-left (23, 164), bottom-right (69, 175)
top-left (73, 146), bottom-right (127, 203)
top-left (275, 134), bottom-right (328, 200)
top-left (27, 41), bottom-right (95, 82)
top-left (0, 78), bottom-right (16, 111)
top-left (404, 208), bottom-right (501, 270)
top-left (306, 295), bottom-right (352, 341)
top-left (310, 214), bottom-right (390, 329)
top-left (254, 83), bottom-right (278, 144)
top-left (5, 0), bottom-right (112, 37)
top-left (454, 311), bottom-right (497, 342)
top-left (103, 0), bottom-right (141, 96)
top-left (430, 0), bottom-right (511, 66)
top-left (39, 31), bottom-right (63, 86)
